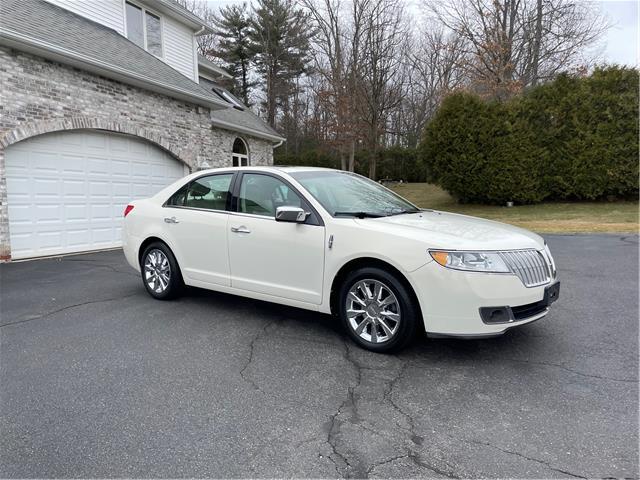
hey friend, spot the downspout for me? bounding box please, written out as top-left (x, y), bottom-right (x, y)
top-left (273, 139), bottom-right (284, 148)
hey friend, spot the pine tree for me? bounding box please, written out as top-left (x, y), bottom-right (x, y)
top-left (211, 3), bottom-right (256, 105)
top-left (249, 0), bottom-right (314, 127)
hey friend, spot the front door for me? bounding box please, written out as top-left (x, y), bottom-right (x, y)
top-left (227, 173), bottom-right (325, 304)
top-left (163, 173), bottom-right (234, 286)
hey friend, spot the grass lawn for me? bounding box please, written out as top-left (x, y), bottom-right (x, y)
top-left (391, 183), bottom-right (639, 234)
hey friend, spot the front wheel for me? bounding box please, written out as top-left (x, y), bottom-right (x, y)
top-left (339, 267), bottom-right (419, 353)
top-left (140, 242), bottom-right (183, 300)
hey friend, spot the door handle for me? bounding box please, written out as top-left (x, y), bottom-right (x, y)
top-left (230, 225), bottom-right (251, 234)
top-left (164, 216), bottom-right (179, 224)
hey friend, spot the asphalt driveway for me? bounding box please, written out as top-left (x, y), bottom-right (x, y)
top-left (0, 234), bottom-right (638, 478)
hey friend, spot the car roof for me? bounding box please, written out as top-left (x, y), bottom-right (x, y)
top-left (193, 166), bottom-right (339, 175)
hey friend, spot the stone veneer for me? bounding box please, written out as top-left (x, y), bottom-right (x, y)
top-left (0, 46), bottom-right (274, 260)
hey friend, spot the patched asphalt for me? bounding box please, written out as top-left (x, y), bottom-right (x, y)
top-left (0, 234), bottom-right (637, 478)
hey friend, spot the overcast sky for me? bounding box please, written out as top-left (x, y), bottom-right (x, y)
top-left (205, 0), bottom-right (638, 67)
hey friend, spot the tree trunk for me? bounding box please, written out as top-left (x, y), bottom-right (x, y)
top-left (368, 149), bottom-right (377, 180)
top-left (266, 65), bottom-right (277, 127)
top-left (340, 150), bottom-right (347, 171)
top-left (348, 139), bottom-right (355, 172)
top-left (530, 0), bottom-right (543, 86)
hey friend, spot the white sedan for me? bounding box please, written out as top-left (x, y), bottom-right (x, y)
top-left (122, 167), bottom-right (559, 352)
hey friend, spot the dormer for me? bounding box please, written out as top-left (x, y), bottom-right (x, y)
top-left (42, 0), bottom-right (210, 81)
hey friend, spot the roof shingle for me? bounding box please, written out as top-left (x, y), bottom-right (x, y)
top-left (0, 0), bottom-right (228, 108)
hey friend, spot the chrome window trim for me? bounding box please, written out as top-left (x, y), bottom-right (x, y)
top-left (162, 205), bottom-right (229, 215)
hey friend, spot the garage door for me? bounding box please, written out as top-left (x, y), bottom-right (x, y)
top-left (5, 130), bottom-right (188, 259)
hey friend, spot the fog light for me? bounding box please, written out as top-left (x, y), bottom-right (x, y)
top-left (479, 307), bottom-right (512, 324)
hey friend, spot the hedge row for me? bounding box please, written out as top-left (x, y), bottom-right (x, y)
top-left (419, 66), bottom-right (639, 204)
top-left (275, 146), bottom-right (427, 183)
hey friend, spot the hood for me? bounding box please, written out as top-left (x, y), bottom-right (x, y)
top-left (354, 210), bottom-right (544, 251)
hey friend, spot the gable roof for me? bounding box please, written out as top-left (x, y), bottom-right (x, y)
top-left (198, 54), bottom-right (233, 80)
top-left (0, 0), bottom-right (229, 109)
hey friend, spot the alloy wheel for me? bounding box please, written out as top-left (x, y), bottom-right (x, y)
top-left (144, 249), bottom-right (171, 294)
top-left (345, 279), bottom-right (401, 344)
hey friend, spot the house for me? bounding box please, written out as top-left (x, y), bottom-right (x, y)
top-left (0, 0), bottom-right (284, 261)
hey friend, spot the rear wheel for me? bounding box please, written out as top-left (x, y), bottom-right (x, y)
top-left (140, 242), bottom-right (183, 300)
top-left (339, 267), bottom-right (418, 353)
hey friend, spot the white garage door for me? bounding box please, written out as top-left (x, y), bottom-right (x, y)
top-left (5, 130), bottom-right (188, 259)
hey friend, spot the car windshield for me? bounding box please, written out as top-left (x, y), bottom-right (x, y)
top-left (289, 170), bottom-right (419, 217)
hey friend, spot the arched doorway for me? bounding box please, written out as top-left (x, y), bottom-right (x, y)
top-left (232, 137), bottom-right (249, 167)
top-left (4, 129), bottom-right (188, 259)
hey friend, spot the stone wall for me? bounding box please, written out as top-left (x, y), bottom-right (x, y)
top-left (0, 46), bottom-right (274, 259)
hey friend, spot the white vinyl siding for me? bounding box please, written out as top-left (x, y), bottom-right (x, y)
top-left (44, 0), bottom-right (125, 35)
top-left (163, 16), bottom-right (197, 80)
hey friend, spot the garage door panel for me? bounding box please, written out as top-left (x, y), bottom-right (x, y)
top-left (65, 204), bottom-right (89, 221)
top-left (32, 152), bottom-right (59, 173)
top-left (34, 178), bottom-right (61, 197)
top-left (7, 204), bottom-right (33, 224)
top-left (67, 229), bottom-right (92, 247)
top-left (6, 130), bottom-right (187, 259)
top-left (60, 154), bottom-right (86, 175)
top-left (63, 179), bottom-right (87, 197)
top-left (129, 138), bottom-right (148, 155)
top-left (111, 159), bottom-right (130, 177)
top-left (91, 227), bottom-right (116, 244)
top-left (35, 204), bottom-right (63, 223)
top-left (88, 158), bottom-right (110, 175)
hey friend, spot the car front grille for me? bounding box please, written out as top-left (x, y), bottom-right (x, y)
top-left (499, 250), bottom-right (551, 287)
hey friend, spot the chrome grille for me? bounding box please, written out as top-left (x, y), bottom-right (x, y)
top-left (499, 250), bottom-right (551, 287)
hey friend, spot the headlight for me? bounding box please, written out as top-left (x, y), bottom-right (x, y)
top-left (429, 250), bottom-right (511, 273)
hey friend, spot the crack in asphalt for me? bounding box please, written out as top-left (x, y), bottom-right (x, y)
top-left (506, 358), bottom-right (638, 383)
top-left (324, 345), bottom-right (460, 479)
top-left (453, 435), bottom-right (586, 478)
top-left (239, 319), bottom-right (280, 392)
top-left (366, 449), bottom-right (461, 479)
top-left (380, 360), bottom-right (460, 479)
top-left (0, 293), bottom-right (139, 328)
top-left (325, 340), bottom-right (364, 478)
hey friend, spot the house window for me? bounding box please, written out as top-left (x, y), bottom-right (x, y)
top-left (125, 1), bottom-right (163, 57)
top-left (232, 138), bottom-right (249, 167)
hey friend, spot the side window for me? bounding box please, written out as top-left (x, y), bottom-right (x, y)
top-left (238, 174), bottom-right (302, 217)
top-left (166, 183), bottom-right (188, 206)
top-left (183, 174), bottom-right (233, 211)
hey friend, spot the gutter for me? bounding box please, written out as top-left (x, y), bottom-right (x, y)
top-left (210, 116), bottom-right (286, 145)
top-left (0, 28), bottom-right (229, 110)
top-left (155, 0), bottom-right (215, 35)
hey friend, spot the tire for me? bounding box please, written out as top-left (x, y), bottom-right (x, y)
top-left (338, 267), bottom-right (419, 353)
top-left (140, 241), bottom-right (183, 300)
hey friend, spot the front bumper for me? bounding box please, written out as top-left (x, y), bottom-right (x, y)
top-left (408, 260), bottom-right (560, 337)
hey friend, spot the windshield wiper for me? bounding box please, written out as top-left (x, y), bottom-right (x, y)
top-left (334, 211), bottom-right (384, 218)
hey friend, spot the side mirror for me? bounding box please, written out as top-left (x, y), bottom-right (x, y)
top-left (275, 206), bottom-right (308, 223)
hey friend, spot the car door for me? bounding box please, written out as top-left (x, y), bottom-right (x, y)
top-left (227, 172), bottom-right (325, 304)
top-left (162, 173), bottom-right (234, 287)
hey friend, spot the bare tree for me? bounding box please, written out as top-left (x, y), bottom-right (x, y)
top-left (425, 0), bottom-right (608, 99)
top-left (396, 25), bottom-right (466, 146)
top-left (358, 0), bottom-right (408, 179)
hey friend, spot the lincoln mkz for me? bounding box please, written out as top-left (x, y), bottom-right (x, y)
top-left (123, 167), bottom-right (560, 352)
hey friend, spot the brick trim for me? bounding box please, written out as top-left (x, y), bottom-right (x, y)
top-left (0, 117), bottom-right (193, 167)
